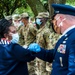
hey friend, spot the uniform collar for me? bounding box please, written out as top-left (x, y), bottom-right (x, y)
top-left (62, 25), bottom-right (75, 36)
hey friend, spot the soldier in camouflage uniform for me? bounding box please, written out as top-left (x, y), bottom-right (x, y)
top-left (12, 14), bottom-right (23, 30)
top-left (46, 25), bottom-right (61, 75)
top-left (34, 12), bottom-right (51, 75)
top-left (45, 17), bottom-right (61, 75)
top-left (18, 12), bottom-right (37, 75)
top-left (35, 12), bottom-right (61, 75)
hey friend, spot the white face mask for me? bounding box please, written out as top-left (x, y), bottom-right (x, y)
top-left (11, 33), bottom-right (19, 43)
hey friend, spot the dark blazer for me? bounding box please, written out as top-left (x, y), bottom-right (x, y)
top-left (35, 28), bottom-right (75, 75)
top-left (0, 43), bottom-right (35, 75)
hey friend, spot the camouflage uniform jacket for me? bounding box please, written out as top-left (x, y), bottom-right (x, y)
top-left (18, 22), bottom-right (37, 46)
top-left (35, 24), bottom-right (51, 75)
top-left (36, 24), bottom-right (51, 49)
top-left (36, 24), bottom-right (61, 75)
top-left (46, 25), bottom-right (61, 73)
top-left (18, 23), bottom-right (38, 75)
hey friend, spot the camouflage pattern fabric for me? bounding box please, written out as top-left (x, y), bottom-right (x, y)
top-left (35, 23), bottom-right (61, 75)
top-left (18, 22), bottom-right (38, 75)
top-left (46, 25), bottom-right (61, 75)
top-left (18, 21), bottom-right (61, 75)
top-left (18, 22), bottom-right (37, 46)
top-left (35, 24), bottom-right (51, 75)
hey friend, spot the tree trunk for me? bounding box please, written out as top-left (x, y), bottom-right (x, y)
top-left (48, 0), bottom-right (66, 18)
top-left (48, 0), bottom-right (54, 18)
top-left (26, 0), bottom-right (47, 17)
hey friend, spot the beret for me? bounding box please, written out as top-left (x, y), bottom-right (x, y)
top-left (52, 4), bottom-right (75, 16)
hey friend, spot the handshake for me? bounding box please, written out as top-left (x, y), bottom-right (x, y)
top-left (28, 43), bottom-right (41, 53)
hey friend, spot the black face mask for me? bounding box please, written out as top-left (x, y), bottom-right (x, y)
top-left (50, 23), bottom-right (57, 33)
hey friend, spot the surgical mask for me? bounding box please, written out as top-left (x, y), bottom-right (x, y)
top-left (36, 18), bottom-right (42, 25)
top-left (11, 33), bottom-right (19, 43)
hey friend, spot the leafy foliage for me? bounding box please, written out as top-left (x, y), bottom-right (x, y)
top-left (66, 0), bottom-right (75, 6)
top-left (0, 0), bottom-right (27, 18)
top-left (0, 0), bottom-right (75, 18)
top-left (14, 6), bottom-right (34, 17)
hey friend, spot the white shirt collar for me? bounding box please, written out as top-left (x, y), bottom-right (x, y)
top-left (62, 25), bottom-right (75, 36)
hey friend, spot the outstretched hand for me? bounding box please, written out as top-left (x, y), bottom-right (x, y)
top-left (28, 43), bottom-right (41, 53)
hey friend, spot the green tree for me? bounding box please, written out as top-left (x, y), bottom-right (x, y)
top-left (0, 0), bottom-right (75, 19)
top-left (0, 0), bottom-right (27, 18)
top-left (26, 0), bottom-right (47, 16)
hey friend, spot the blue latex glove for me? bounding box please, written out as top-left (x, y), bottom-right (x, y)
top-left (28, 43), bottom-right (41, 52)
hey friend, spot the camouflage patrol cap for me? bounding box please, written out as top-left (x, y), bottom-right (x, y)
top-left (5, 15), bottom-right (12, 20)
top-left (20, 12), bottom-right (29, 18)
top-left (12, 14), bottom-right (21, 20)
top-left (36, 12), bottom-right (49, 18)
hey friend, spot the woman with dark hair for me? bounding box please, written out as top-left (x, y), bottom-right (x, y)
top-left (0, 19), bottom-right (35, 75)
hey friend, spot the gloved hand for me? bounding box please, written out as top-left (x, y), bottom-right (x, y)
top-left (28, 43), bottom-right (41, 52)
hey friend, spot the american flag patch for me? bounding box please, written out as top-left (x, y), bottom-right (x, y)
top-left (57, 44), bottom-right (66, 54)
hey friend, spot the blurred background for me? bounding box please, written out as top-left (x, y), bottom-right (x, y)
top-left (0, 0), bottom-right (75, 18)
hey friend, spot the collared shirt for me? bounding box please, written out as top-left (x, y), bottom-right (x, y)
top-left (62, 25), bottom-right (75, 36)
